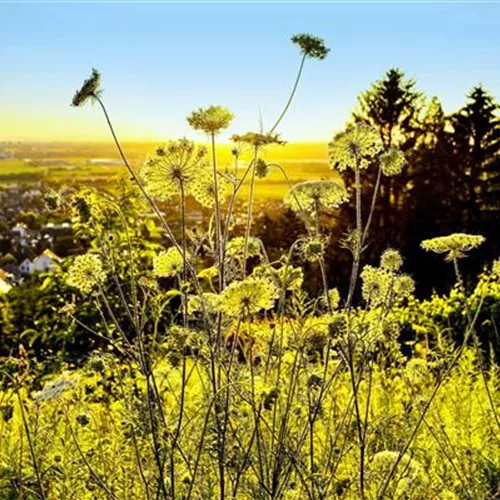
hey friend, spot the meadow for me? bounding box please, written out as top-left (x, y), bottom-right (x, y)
top-left (0, 144), bottom-right (334, 200)
top-left (0, 32), bottom-right (499, 500)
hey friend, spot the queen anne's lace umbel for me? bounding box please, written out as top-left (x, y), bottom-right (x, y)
top-left (190, 168), bottom-right (231, 208)
top-left (187, 106), bottom-right (234, 135)
top-left (154, 247), bottom-right (187, 278)
top-left (328, 123), bottom-right (383, 171)
top-left (380, 248), bottom-right (404, 272)
top-left (217, 277), bottom-right (278, 318)
top-left (141, 139), bottom-right (207, 202)
top-left (67, 253), bottom-right (105, 294)
top-left (291, 33), bottom-right (330, 60)
top-left (379, 148), bottom-right (406, 176)
top-left (421, 233), bottom-right (485, 260)
top-left (284, 180), bottom-right (349, 214)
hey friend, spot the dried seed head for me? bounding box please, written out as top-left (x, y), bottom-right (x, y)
top-left (72, 68), bottom-right (102, 107)
top-left (291, 33), bottom-right (330, 60)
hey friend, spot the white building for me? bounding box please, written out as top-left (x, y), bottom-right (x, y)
top-left (32, 249), bottom-right (63, 272)
top-left (19, 258), bottom-right (34, 275)
top-left (19, 250), bottom-right (63, 275)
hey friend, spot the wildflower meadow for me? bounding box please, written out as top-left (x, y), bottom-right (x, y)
top-left (1, 30), bottom-right (499, 500)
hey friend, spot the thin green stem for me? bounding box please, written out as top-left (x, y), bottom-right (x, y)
top-left (210, 132), bottom-right (224, 291)
top-left (17, 391), bottom-right (46, 500)
top-left (346, 161), bottom-right (363, 309)
top-left (241, 147), bottom-right (258, 277)
top-left (269, 54), bottom-right (307, 134)
top-left (361, 164), bottom-right (382, 246)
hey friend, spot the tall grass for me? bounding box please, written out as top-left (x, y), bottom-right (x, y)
top-left (1, 33), bottom-right (499, 500)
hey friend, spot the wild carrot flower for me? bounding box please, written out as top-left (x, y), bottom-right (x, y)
top-left (141, 139), bottom-right (207, 201)
top-left (322, 288), bottom-right (341, 310)
top-left (328, 123), bottom-right (383, 171)
top-left (226, 237), bottom-right (263, 260)
top-left (291, 33), bottom-right (330, 60)
top-left (421, 233), bottom-right (485, 261)
top-left (217, 277), bottom-right (278, 318)
top-left (252, 263), bottom-right (304, 292)
top-left (190, 168), bottom-right (231, 208)
top-left (255, 159), bottom-right (270, 179)
top-left (284, 180), bottom-right (349, 214)
top-left (72, 68), bottom-right (102, 107)
top-left (187, 293), bottom-right (220, 314)
top-left (67, 253), bottom-right (105, 294)
top-left (380, 248), bottom-right (403, 272)
top-left (361, 264), bottom-right (414, 308)
top-left (393, 274), bottom-right (415, 298)
top-left (380, 148), bottom-right (406, 176)
top-left (299, 236), bottom-right (327, 262)
top-left (361, 265), bottom-right (391, 307)
top-left (153, 247), bottom-right (186, 278)
top-left (187, 106), bottom-right (234, 135)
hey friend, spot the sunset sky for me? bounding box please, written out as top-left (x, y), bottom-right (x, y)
top-left (1, 2), bottom-right (499, 143)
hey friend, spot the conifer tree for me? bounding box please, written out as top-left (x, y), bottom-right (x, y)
top-left (450, 86), bottom-right (500, 230)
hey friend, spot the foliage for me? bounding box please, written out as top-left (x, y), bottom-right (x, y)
top-left (1, 33), bottom-right (499, 500)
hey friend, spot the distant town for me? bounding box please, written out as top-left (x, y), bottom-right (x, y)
top-left (0, 142), bottom-right (286, 298)
top-left (0, 181), bottom-right (72, 293)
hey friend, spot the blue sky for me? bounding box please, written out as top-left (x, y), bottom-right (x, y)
top-left (1, 1), bottom-right (499, 142)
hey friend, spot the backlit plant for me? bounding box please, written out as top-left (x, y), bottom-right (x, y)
top-left (1, 32), bottom-right (498, 500)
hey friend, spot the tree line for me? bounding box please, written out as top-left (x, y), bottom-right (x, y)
top-left (259, 68), bottom-right (500, 297)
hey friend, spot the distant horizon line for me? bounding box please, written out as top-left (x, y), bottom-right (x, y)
top-left (0, 139), bottom-right (331, 145)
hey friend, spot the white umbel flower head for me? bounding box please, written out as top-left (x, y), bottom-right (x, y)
top-left (328, 123), bottom-right (383, 172)
top-left (421, 233), bottom-right (485, 261)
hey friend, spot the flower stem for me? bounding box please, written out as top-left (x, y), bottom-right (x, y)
top-left (361, 165), bottom-right (382, 246)
top-left (93, 95), bottom-right (180, 253)
top-left (242, 147), bottom-right (259, 277)
top-left (346, 161), bottom-right (363, 309)
top-left (268, 54), bottom-right (307, 134)
top-left (210, 132), bottom-right (224, 291)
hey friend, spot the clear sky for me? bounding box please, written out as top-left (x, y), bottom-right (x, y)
top-left (1, 1), bottom-right (499, 143)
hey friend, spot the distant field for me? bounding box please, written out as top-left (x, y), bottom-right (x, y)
top-left (0, 142), bottom-right (338, 199)
top-left (0, 159), bottom-right (122, 185)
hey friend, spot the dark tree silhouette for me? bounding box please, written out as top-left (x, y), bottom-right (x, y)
top-left (329, 73), bottom-right (499, 296)
top-left (253, 71), bottom-right (498, 299)
top-left (450, 86), bottom-right (500, 232)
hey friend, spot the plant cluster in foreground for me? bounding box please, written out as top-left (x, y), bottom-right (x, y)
top-left (1, 32), bottom-right (499, 500)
